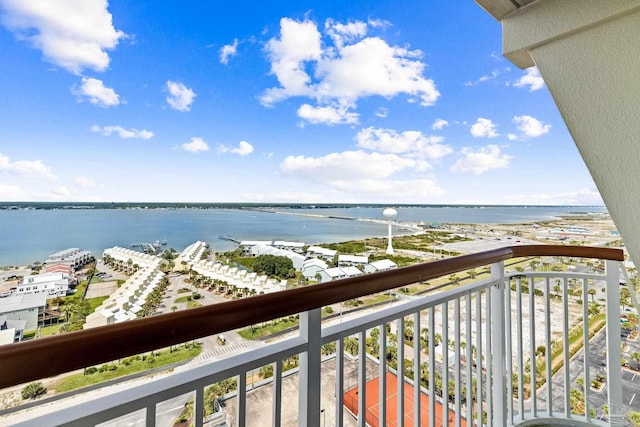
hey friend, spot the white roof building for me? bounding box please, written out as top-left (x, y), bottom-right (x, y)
top-left (16, 272), bottom-right (71, 299)
top-left (338, 254), bottom-right (369, 266)
top-left (250, 245), bottom-right (306, 271)
top-left (45, 248), bottom-right (92, 269)
top-left (341, 266), bottom-right (364, 277)
top-left (0, 293), bottom-right (47, 331)
top-left (301, 258), bottom-right (329, 280)
top-left (84, 263), bottom-right (164, 329)
top-left (272, 241), bottom-right (306, 253)
top-left (173, 241), bottom-right (208, 271)
top-left (364, 259), bottom-right (398, 274)
top-left (306, 246), bottom-right (338, 260)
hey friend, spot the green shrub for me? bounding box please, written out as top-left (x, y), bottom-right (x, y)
top-left (22, 382), bottom-right (46, 400)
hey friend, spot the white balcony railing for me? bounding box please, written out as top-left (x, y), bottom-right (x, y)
top-left (0, 245), bottom-right (628, 427)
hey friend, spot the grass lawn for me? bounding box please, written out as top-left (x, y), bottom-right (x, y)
top-left (55, 343), bottom-right (202, 393)
top-left (86, 296), bottom-right (109, 312)
top-left (39, 324), bottom-right (64, 337)
top-left (238, 317), bottom-right (300, 339)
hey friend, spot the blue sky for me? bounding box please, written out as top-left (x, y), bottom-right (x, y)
top-left (0, 0), bottom-right (602, 205)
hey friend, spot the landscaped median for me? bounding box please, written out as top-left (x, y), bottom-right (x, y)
top-left (54, 342), bottom-right (202, 393)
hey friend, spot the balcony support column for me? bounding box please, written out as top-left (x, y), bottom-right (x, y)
top-left (298, 308), bottom-right (322, 427)
top-left (490, 261), bottom-right (506, 427)
top-left (605, 260), bottom-right (623, 423)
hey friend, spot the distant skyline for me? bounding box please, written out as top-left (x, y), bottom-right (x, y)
top-left (0, 0), bottom-right (602, 205)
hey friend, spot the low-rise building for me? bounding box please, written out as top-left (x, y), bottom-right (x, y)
top-left (364, 259), bottom-right (398, 273)
top-left (84, 262), bottom-right (164, 329)
top-left (301, 258), bottom-right (329, 280)
top-left (250, 245), bottom-right (306, 271)
top-left (338, 254), bottom-right (369, 267)
top-left (172, 241), bottom-right (208, 272)
top-left (306, 246), bottom-right (337, 262)
top-left (16, 272), bottom-right (72, 299)
top-left (45, 248), bottom-right (92, 270)
top-left (0, 293), bottom-right (47, 332)
top-left (272, 241), bottom-right (306, 253)
top-left (0, 315), bottom-right (26, 343)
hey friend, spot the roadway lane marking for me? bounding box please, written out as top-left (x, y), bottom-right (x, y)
top-left (631, 393), bottom-right (636, 406)
top-left (633, 374), bottom-right (637, 382)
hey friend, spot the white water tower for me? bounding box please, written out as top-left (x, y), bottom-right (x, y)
top-left (383, 208), bottom-right (397, 255)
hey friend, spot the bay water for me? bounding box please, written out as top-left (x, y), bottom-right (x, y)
top-left (0, 205), bottom-right (607, 266)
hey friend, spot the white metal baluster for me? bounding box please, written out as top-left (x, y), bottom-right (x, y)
top-left (529, 274), bottom-right (537, 417)
top-left (465, 294), bottom-right (473, 426)
top-left (335, 339), bottom-right (344, 427)
top-left (516, 276), bottom-right (524, 419)
top-left (544, 277), bottom-right (552, 417)
top-left (380, 323), bottom-right (387, 427)
top-left (475, 291), bottom-right (483, 427)
top-left (582, 277), bottom-right (590, 421)
top-left (195, 387), bottom-right (204, 427)
top-left (455, 298), bottom-right (462, 427)
top-left (273, 360), bottom-right (282, 427)
top-left (490, 261), bottom-right (506, 427)
top-left (299, 308), bottom-right (322, 427)
top-left (358, 330), bottom-right (367, 427)
top-left (485, 285), bottom-right (493, 426)
top-left (429, 308), bottom-right (436, 427)
top-left (238, 373), bottom-right (247, 427)
top-left (398, 316), bottom-right (405, 427)
top-left (505, 274), bottom-right (513, 425)
top-left (442, 302), bottom-right (450, 427)
top-left (414, 311), bottom-right (421, 427)
top-left (562, 277), bottom-right (570, 417)
top-left (146, 403), bottom-right (156, 427)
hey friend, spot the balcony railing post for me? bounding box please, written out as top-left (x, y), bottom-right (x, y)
top-left (298, 308), bottom-right (322, 427)
top-left (490, 261), bottom-right (506, 427)
top-left (605, 260), bottom-right (623, 424)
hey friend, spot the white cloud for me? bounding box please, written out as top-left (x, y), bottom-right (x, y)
top-left (450, 144), bottom-right (511, 174)
top-left (375, 107), bottom-right (388, 118)
top-left (166, 81), bottom-right (196, 112)
top-left (280, 150), bottom-right (444, 199)
top-left (220, 38), bottom-right (238, 64)
top-left (0, 152), bottom-right (57, 180)
top-left (470, 118), bottom-right (499, 138)
top-left (0, 184), bottom-right (26, 200)
top-left (181, 137), bottom-right (209, 153)
top-left (281, 150), bottom-right (416, 182)
top-left (512, 115), bottom-right (551, 138)
top-left (261, 17), bottom-right (439, 124)
top-left (464, 69), bottom-right (499, 86)
top-left (325, 18), bottom-right (368, 49)
top-left (297, 104), bottom-right (359, 125)
top-left (51, 186), bottom-right (71, 198)
top-left (219, 140), bottom-right (254, 156)
top-left (513, 67), bottom-right (545, 91)
top-left (74, 176), bottom-right (97, 189)
top-left (367, 18), bottom-right (391, 30)
top-left (432, 119), bottom-right (449, 130)
top-left (355, 127), bottom-right (451, 159)
top-left (0, 0), bottom-right (125, 74)
top-left (91, 125), bottom-right (153, 139)
top-left (73, 77), bottom-right (119, 107)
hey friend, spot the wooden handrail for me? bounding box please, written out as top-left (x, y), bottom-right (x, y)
top-left (0, 245), bottom-right (623, 390)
